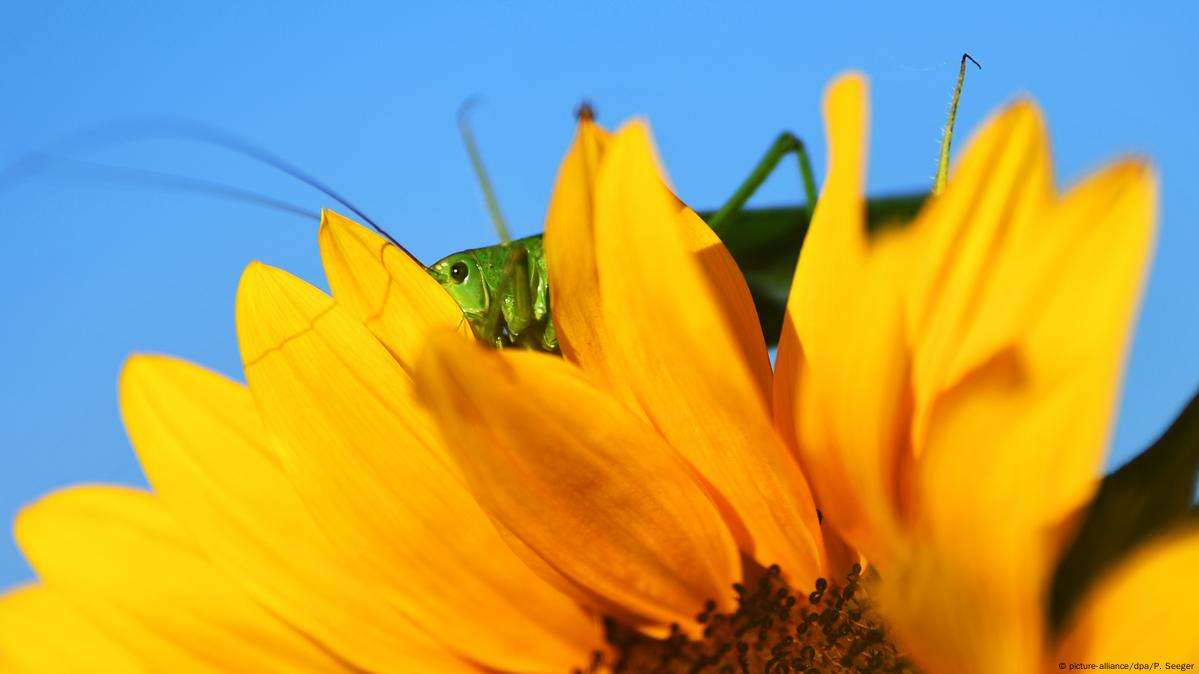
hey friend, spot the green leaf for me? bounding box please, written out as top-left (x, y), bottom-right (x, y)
top-left (699, 192), bottom-right (926, 345)
top-left (1049, 388), bottom-right (1199, 632)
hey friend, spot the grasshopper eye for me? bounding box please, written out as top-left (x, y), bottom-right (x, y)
top-left (449, 261), bottom-right (469, 283)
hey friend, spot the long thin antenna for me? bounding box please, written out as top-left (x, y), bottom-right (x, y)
top-left (933, 53), bottom-right (981, 195)
top-left (0, 118), bottom-right (397, 245)
top-left (25, 153), bottom-right (318, 220)
top-left (458, 98), bottom-right (512, 244)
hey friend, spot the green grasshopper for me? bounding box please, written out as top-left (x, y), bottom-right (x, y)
top-left (427, 103), bottom-right (834, 352)
top-left (427, 112), bottom-right (923, 353)
top-left (428, 232), bottom-right (557, 351)
top-left (432, 56), bottom-right (978, 353)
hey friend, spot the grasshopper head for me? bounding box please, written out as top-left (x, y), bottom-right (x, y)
top-left (427, 251), bottom-right (488, 317)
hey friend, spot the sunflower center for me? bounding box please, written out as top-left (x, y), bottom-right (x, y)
top-left (585, 563), bottom-right (914, 673)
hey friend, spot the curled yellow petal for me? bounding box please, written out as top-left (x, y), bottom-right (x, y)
top-left (235, 262), bottom-right (600, 673)
top-left (417, 335), bottom-right (741, 628)
top-left (912, 149), bottom-right (1157, 645)
top-left (1001, 159), bottom-right (1156, 523)
top-left (121, 354), bottom-right (479, 674)
top-left (901, 101), bottom-right (1054, 426)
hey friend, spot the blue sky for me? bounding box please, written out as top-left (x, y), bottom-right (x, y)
top-left (1, 1), bottom-right (1195, 586)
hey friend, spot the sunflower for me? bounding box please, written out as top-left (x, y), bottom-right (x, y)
top-left (0, 72), bottom-right (1191, 674)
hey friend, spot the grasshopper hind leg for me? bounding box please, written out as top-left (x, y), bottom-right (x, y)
top-left (705, 131), bottom-right (819, 235)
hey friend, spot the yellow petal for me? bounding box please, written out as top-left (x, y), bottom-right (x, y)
top-left (880, 537), bottom-right (1043, 674)
top-left (0, 585), bottom-right (142, 674)
top-left (559, 119), bottom-right (825, 583)
top-left (417, 335), bottom-right (741, 627)
top-left (879, 355), bottom-right (1049, 674)
top-left (235, 262), bottom-right (600, 673)
top-left (544, 115), bottom-right (619, 389)
top-left (896, 161), bottom-right (1156, 674)
top-left (121, 354), bottom-right (480, 674)
top-left (897, 157), bottom-right (1155, 668)
top-left (913, 160), bottom-right (1157, 598)
top-left (547, 118), bottom-right (771, 403)
top-left (1057, 525), bottom-right (1199, 663)
top-left (1004, 160), bottom-right (1156, 521)
top-left (776, 73), bottom-right (908, 568)
top-left (789, 270), bottom-right (910, 571)
top-left (901, 101), bottom-right (1056, 452)
top-left (318, 209), bottom-right (469, 369)
top-left (15, 486), bottom-right (350, 673)
top-left (677, 206), bottom-right (773, 400)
